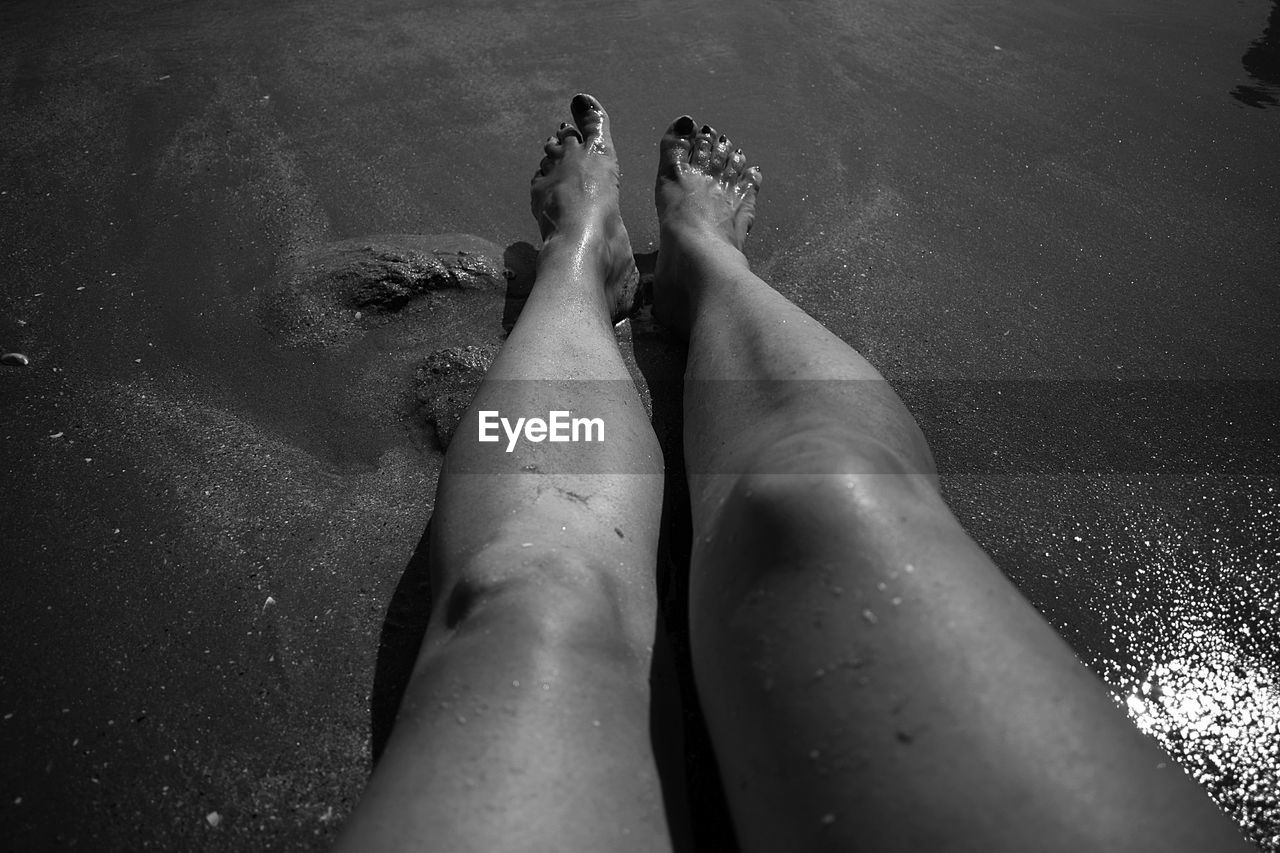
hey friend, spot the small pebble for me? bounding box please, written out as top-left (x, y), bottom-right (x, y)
top-left (2, 352), bottom-right (30, 367)
top-left (205, 811), bottom-right (222, 828)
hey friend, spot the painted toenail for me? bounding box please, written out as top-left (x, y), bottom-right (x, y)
top-left (718, 134), bottom-right (726, 142)
top-left (560, 122), bottom-right (569, 129)
top-left (674, 116), bottom-right (695, 134)
top-left (571, 93), bottom-right (593, 112)
top-left (700, 125), bottom-right (713, 134)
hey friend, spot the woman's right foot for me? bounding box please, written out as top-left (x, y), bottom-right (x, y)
top-left (531, 93), bottom-right (640, 324)
top-left (653, 116), bottom-right (763, 338)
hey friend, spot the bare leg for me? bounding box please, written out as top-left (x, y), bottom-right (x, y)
top-left (337, 95), bottom-right (670, 853)
top-left (653, 117), bottom-right (1251, 852)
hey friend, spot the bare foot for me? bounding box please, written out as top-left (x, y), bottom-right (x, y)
top-left (530, 93), bottom-right (640, 323)
top-left (653, 115), bottom-right (762, 338)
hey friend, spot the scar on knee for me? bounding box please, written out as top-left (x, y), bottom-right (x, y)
top-left (444, 580), bottom-right (477, 629)
top-left (555, 487), bottom-right (591, 505)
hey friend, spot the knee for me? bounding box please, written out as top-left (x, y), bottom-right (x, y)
top-left (691, 433), bottom-right (944, 621)
top-left (726, 431), bottom-right (939, 535)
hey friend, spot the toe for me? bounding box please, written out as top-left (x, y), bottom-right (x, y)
top-left (556, 121), bottom-right (584, 145)
top-left (723, 148), bottom-right (747, 183)
top-left (736, 165), bottom-right (763, 197)
top-left (710, 133), bottom-right (733, 174)
top-left (659, 115), bottom-right (696, 176)
top-left (690, 125), bottom-right (716, 170)
top-left (570, 93), bottom-right (612, 152)
top-left (543, 134), bottom-right (564, 157)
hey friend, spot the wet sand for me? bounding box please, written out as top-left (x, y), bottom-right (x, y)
top-left (1, 0), bottom-right (1278, 849)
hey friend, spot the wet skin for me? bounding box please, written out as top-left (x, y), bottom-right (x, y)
top-left (336, 95), bottom-right (1253, 853)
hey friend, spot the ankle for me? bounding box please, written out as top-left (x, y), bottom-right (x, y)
top-left (538, 226), bottom-right (607, 272)
top-left (658, 223), bottom-right (749, 279)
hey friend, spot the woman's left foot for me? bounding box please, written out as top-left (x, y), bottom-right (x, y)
top-left (531, 93), bottom-right (640, 323)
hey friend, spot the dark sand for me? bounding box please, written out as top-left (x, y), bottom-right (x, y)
top-left (1, 0), bottom-right (1278, 849)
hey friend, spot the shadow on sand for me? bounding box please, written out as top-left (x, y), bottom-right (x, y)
top-left (1232, 0), bottom-right (1280, 107)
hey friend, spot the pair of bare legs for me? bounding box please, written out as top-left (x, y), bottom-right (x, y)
top-left (335, 95), bottom-right (1250, 852)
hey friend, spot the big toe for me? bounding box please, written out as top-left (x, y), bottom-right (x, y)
top-left (658, 115), bottom-right (696, 178)
top-left (571, 93), bottom-right (612, 153)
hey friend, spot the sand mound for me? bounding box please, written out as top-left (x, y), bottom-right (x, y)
top-left (259, 233), bottom-right (510, 348)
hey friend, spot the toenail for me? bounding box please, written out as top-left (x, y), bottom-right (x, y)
top-left (718, 134), bottom-right (726, 142)
top-left (560, 122), bottom-right (569, 129)
top-left (674, 116), bottom-right (695, 134)
top-left (700, 125), bottom-right (713, 134)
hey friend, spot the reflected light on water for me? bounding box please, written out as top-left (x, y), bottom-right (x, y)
top-left (986, 473), bottom-right (1280, 851)
top-left (1109, 627), bottom-right (1279, 850)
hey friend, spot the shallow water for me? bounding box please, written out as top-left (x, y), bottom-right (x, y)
top-left (1, 0), bottom-right (1277, 849)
